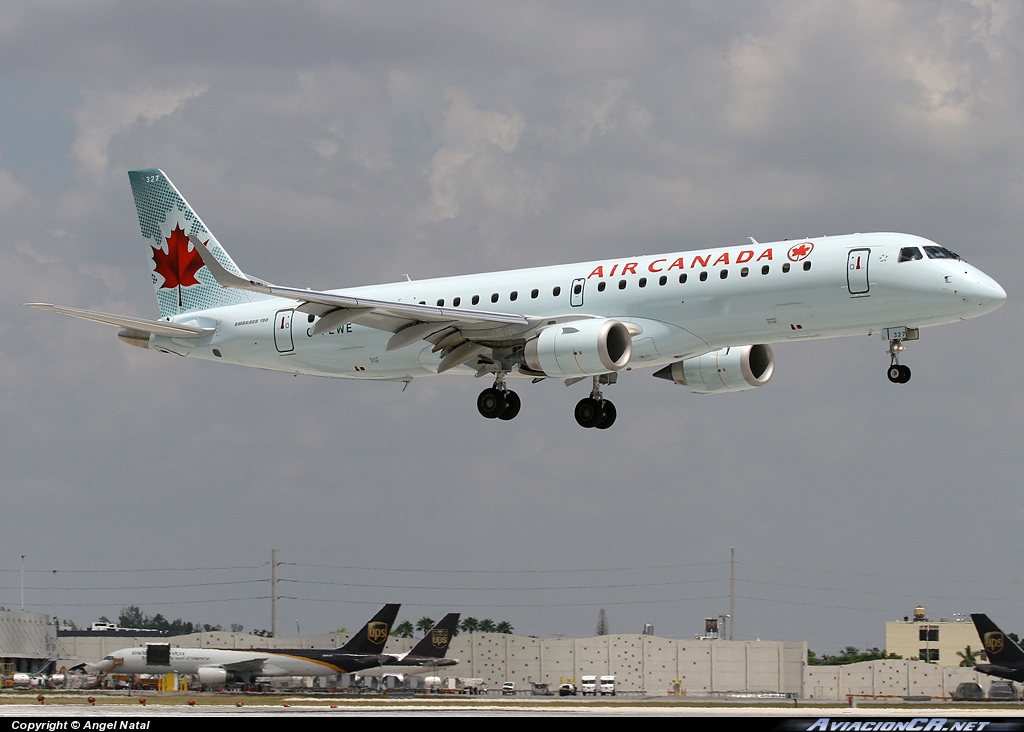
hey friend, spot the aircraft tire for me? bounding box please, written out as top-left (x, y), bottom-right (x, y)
top-left (499, 391), bottom-right (521, 420)
top-left (477, 388), bottom-right (507, 419)
top-left (887, 365), bottom-right (902, 383)
top-left (595, 400), bottom-right (616, 429)
top-left (574, 398), bottom-right (604, 428)
top-left (899, 365), bottom-right (911, 383)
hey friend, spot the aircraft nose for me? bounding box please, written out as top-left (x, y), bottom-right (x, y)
top-left (964, 269), bottom-right (1006, 312)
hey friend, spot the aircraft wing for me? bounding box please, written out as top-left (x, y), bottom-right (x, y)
top-left (220, 658), bottom-right (268, 674)
top-left (190, 235), bottom-right (590, 371)
top-left (24, 303), bottom-right (214, 338)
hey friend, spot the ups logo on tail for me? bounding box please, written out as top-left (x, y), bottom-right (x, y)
top-left (431, 629), bottom-right (449, 649)
top-left (367, 621), bottom-right (389, 645)
top-left (984, 631), bottom-right (1005, 655)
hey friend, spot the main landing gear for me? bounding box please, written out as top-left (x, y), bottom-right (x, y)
top-left (886, 335), bottom-right (911, 384)
top-left (477, 373), bottom-right (521, 421)
top-left (574, 376), bottom-right (617, 430)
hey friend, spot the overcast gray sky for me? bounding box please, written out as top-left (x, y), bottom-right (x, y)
top-left (1, 1), bottom-right (1022, 653)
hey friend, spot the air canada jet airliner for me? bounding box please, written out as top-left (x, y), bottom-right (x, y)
top-left (28, 169), bottom-right (1006, 429)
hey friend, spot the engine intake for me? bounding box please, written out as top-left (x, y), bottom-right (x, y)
top-left (654, 345), bottom-right (774, 394)
top-left (517, 319), bottom-right (632, 378)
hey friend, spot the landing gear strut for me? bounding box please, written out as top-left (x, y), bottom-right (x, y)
top-left (575, 375), bottom-right (617, 429)
top-left (477, 373), bottom-right (521, 420)
top-left (886, 336), bottom-right (911, 384)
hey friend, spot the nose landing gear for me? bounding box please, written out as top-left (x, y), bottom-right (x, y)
top-left (886, 334), bottom-right (911, 384)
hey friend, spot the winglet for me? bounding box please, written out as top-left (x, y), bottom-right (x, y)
top-left (188, 235), bottom-right (273, 295)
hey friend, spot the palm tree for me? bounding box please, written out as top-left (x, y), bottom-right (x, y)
top-left (496, 621), bottom-right (514, 634)
top-left (479, 619), bottom-right (497, 633)
top-left (393, 620), bottom-right (414, 639)
top-left (460, 617), bottom-right (479, 634)
top-left (957, 645), bottom-right (978, 667)
top-left (415, 616), bottom-right (435, 634)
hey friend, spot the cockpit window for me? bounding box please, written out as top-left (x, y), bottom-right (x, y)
top-left (898, 247), bottom-right (923, 262)
top-left (924, 245), bottom-right (960, 260)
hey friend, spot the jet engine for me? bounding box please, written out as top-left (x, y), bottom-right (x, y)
top-left (654, 344), bottom-right (774, 394)
top-left (515, 318), bottom-right (632, 378)
top-left (197, 667), bottom-right (231, 686)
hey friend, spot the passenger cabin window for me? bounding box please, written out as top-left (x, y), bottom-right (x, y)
top-left (638, 277), bottom-right (647, 288)
top-left (472, 295), bottom-right (480, 305)
top-left (490, 293), bottom-right (499, 303)
top-left (530, 289), bottom-right (539, 299)
top-left (720, 270), bottom-right (728, 279)
top-left (436, 299), bottom-right (444, 306)
top-left (803, 261), bottom-right (811, 271)
top-left (453, 297), bottom-right (461, 307)
top-left (782, 262), bottom-right (791, 273)
top-left (659, 275), bottom-right (667, 286)
top-left (510, 291), bottom-right (518, 301)
top-left (618, 279), bottom-right (626, 289)
top-left (761, 265), bottom-right (770, 275)
top-left (699, 271), bottom-right (708, 282)
top-left (552, 286), bottom-right (561, 297)
top-left (573, 283), bottom-right (582, 295)
top-left (899, 247), bottom-right (924, 262)
top-left (741, 267), bottom-right (749, 277)
top-left (679, 273), bottom-right (687, 284)
top-left (597, 282), bottom-right (606, 292)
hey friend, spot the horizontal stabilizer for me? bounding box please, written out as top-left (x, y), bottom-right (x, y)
top-left (25, 304), bottom-right (214, 338)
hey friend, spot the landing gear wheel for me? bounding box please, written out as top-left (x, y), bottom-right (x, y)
top-left (574, 398), bottom-right (605, 428)
top-left (595, 400), bottom-right (616, 429)
top-left (477, 388), bottom-right (507, 419)
top-left (498, 390), bottom-right (521, 420)
top-left (887, 364), bottom-right (911, 384)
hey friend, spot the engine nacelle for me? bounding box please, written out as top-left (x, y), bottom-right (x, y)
top-left (517, 319), bottom-right (632, 378)
top-left (654, 344), bottom-right (774, 394)
top-left (197, 666), bottom-right (231, 686)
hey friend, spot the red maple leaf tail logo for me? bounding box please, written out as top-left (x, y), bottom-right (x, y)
top-left (152, 224), bottom-right (208, 307)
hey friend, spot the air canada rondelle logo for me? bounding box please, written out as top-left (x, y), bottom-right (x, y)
top-left (984, 630), bottom-right (1004, 654)
top-left (367, 621), bottom-right (388, 644)
top-left (788, 241), bottom-right (814, 262)
top-left (431, 629), bottom-right (449, 648)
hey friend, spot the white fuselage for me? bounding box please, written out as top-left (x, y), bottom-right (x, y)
top-left (95, 646), bottom-right (379, 678)
top-left (149, 233), bottom-right (1004, 380)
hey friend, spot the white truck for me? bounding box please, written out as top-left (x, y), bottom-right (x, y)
top-left (580, 675), bottom-right (597, 695)
top-left (599, 675), bottom-right (616, 696)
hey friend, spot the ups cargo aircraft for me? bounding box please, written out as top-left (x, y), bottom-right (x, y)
top-left (971, 613), bottom-right (1024, 683)
top-left (28, 170), bottom-right (1006, 428)
top-left (93, 603), bottom-right (399, 685)
top-left (360, 612), bottom-right (461, 683)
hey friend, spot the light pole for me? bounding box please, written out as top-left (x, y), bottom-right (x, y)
top-left (20, 555), bottom-right (26, 611)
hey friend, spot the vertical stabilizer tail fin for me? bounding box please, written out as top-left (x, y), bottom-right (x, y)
top-left (972, 614), bottom-right (1024, 664)
top-left (128, 169), bottom-right (253, 317)
top-left (406, 613), bottom-right (460, 660)
top-left (339, 603), bottom-right (400, 655)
